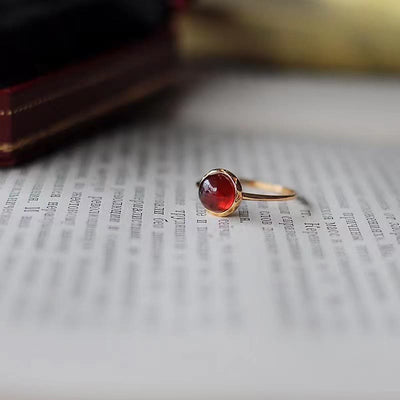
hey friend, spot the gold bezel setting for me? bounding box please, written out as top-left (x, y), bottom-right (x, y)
top-left (198, 168), bottom-right (243, 217)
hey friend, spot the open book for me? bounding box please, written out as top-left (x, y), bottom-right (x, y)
top-left (0, 70), bottom-right (399, 399)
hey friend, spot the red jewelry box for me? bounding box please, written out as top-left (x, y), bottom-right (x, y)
top-left (0, 30), bottom-right (177, 166)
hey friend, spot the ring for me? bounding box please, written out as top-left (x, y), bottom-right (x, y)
top-left (197, 168), bottom-right (297, 217)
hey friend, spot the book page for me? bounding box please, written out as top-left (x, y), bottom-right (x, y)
top-left (1, 74), bottom-right (400, 399)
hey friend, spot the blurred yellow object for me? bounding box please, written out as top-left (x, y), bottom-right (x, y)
top-left (177, 0), bottom-right (400, 72)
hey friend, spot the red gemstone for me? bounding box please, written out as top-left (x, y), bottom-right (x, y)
top-left (199, 172), bottom-right (236, 213)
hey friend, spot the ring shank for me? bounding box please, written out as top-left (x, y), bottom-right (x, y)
top-left (240, 179), bottom-right (296, 201)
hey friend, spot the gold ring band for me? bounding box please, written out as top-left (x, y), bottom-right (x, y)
top-left (239, 179), bottom-right (296, 201)
top-left (197, 168), bottom-right (296, 217)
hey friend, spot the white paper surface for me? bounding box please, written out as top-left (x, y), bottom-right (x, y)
top-left (1, 72), bottom-right (400, 400)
